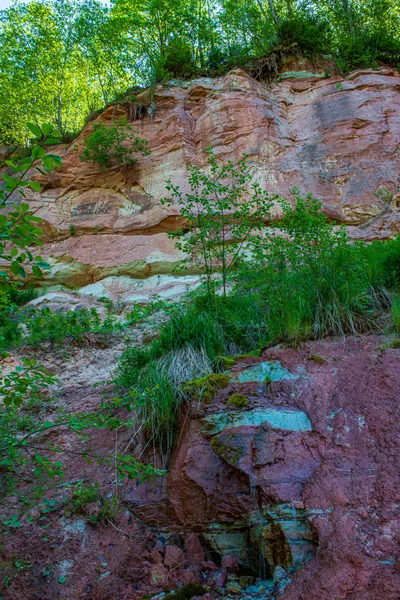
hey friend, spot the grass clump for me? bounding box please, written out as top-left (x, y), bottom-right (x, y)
top-left (386, 339), bottom-right (400, 349)
top-left (227, 394), bottom-right (248, 409)
top-left (114, 185), bottom-right (400, 456)
top-left (390, 294), bottom-right (400, 332)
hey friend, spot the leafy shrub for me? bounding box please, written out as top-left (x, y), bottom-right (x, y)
top-left (277, 16), bottom-right (332, 55)
top-left (22, 307), bottom-right (120, 349)
top-left (6, 285), bottom-right (37, 306)
top-left (79, 116), bottom-right (150, 169)
top-left (71, 482), bottom-right (100, 512)
top-left (337, 30), bottom-right (400, 72)
top-left (153, 38), bottom-right (196, 81)
top-left (360, 236), bottom-right (400, 291)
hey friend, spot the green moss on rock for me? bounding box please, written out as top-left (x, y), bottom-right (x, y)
top-left (183, 373), bottom-right (230, 403)
top-left (164, 583), bottom-right (207, 600)
top-left (309, 354), bottom-right (327, 364)
top-left (231, 349), bottom-right (262, 361)
top-left (227, 393), bottom-right (248, 408)
top-left (210, 436), bottom-right (243, 465)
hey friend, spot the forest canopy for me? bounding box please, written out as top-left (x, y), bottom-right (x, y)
top-left (0, 0), bottom-right (399, 145)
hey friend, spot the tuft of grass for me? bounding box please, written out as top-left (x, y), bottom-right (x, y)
top-left (387, 339), bottom-right (400, 349)
top-left (71, 482), bottom-right (99, 512)
top-left (391, 294), bottom-right (400, 332)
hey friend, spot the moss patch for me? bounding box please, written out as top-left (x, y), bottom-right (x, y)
top-left (309, 354), bottom-right (327, 364)
top-left (164, 584), bottom-right (207, 600)
top-left (231, 349), bottom-right (262, 361)
top-left (216, 356), bottom-right (236, 369)
top-left (183, 373), bottom-right (229, 403)
top-left (227, 393), bottom-right (248, 408)
top-left (210, 436), bottom-right (243, 466)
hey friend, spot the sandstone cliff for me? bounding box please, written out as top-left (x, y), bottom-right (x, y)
top-left (17, 66), bottom-right (400, 292)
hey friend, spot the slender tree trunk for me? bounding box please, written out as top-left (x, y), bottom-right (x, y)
top-left (255, 0), bottom-right (270, 23)
top-left (256, 0), bottom-right (279, 28)
top-left (286, 0), bottom-right (293, 20)
top-left (341, 0), bottom-right (355, 36)
top-left (267, 0), bottom-right (279, 27)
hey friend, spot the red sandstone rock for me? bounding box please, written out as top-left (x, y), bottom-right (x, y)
top-left (149, 563), bottom-right (168, 587)
top-left (185, 533), bottom-right (205, 564)
top-left (150, 548), bottom-right (163, 564)
top-left (221, 556), bottom-right (239, 573)
top-left (164, 545), bottom-right (186, 569)
top-left (4, 67), bottom-right (398, 288)
top-left (215, 572), bottom-right (228, 587)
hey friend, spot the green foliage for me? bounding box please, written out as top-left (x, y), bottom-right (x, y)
top-left (1, 0), bottom-right (400, 145)
top-left (70, 482), bottom-right (99, 511)
top-left (21, 306), bottom-right (120, 349)
top-left (227, 393), bottom-right (248, 408)
top-left (360, 236), bottom-right (400, 291)
top-left (242, 191), bottom-right (379, 345)
top-left (161, 149), bottom-right (273, 298)
top-left (391, 294), bottom-right (400, 332)
top-left (164, 583), bottom-right (207, 600)
top-left (154, 38), bottom-right (196, 81)
top-left (277, 16), bottom-right (332, 55)
top-left (79, 116), bottom-right (150, 169)
top-left (0, 359), bottom-right (55, 408)
top-left (183, 373), bottom-right (230, 403)
top-left (0, 123), bottom-right (62, 305)
top-left (336, 29), bottom-right (400, 73)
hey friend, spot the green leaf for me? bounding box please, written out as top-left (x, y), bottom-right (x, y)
top-left (46, 154), bottom-right (62, 167)
top-left (31, 146), bottom-right (45, 160)
top-left (26, 122), bottom-right (42, 138)
top-left (10, 261), bottom-right (26, 277)
top-left (42, 156), bottom-right (56, 170)
top-left (28, 181), bottom-right (42, 192)
top-left (32, 265), bottom-right (43, 279)
top-left (2, 174), bottom-right (18, 190)
top-left (58, 576), bottom-right (67, 584)
top-left (41, 124), bottom-right (53, 135)
top-left (36, 260), bottom-right (50, 270)
top-left (43, 138), bottom-right (61, 146)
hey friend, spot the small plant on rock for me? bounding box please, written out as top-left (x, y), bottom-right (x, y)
top-left (79, 116), bottom-right (150, 169)
top-left (161, 149), bottom-right (274, 298)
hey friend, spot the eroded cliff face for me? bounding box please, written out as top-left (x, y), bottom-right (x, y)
top-left (1, 67), bottom-right (400, 600)
top-left (3, 333), bottom-right (399, 600)
top-left (16, 66), bottom-right (400, 291)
